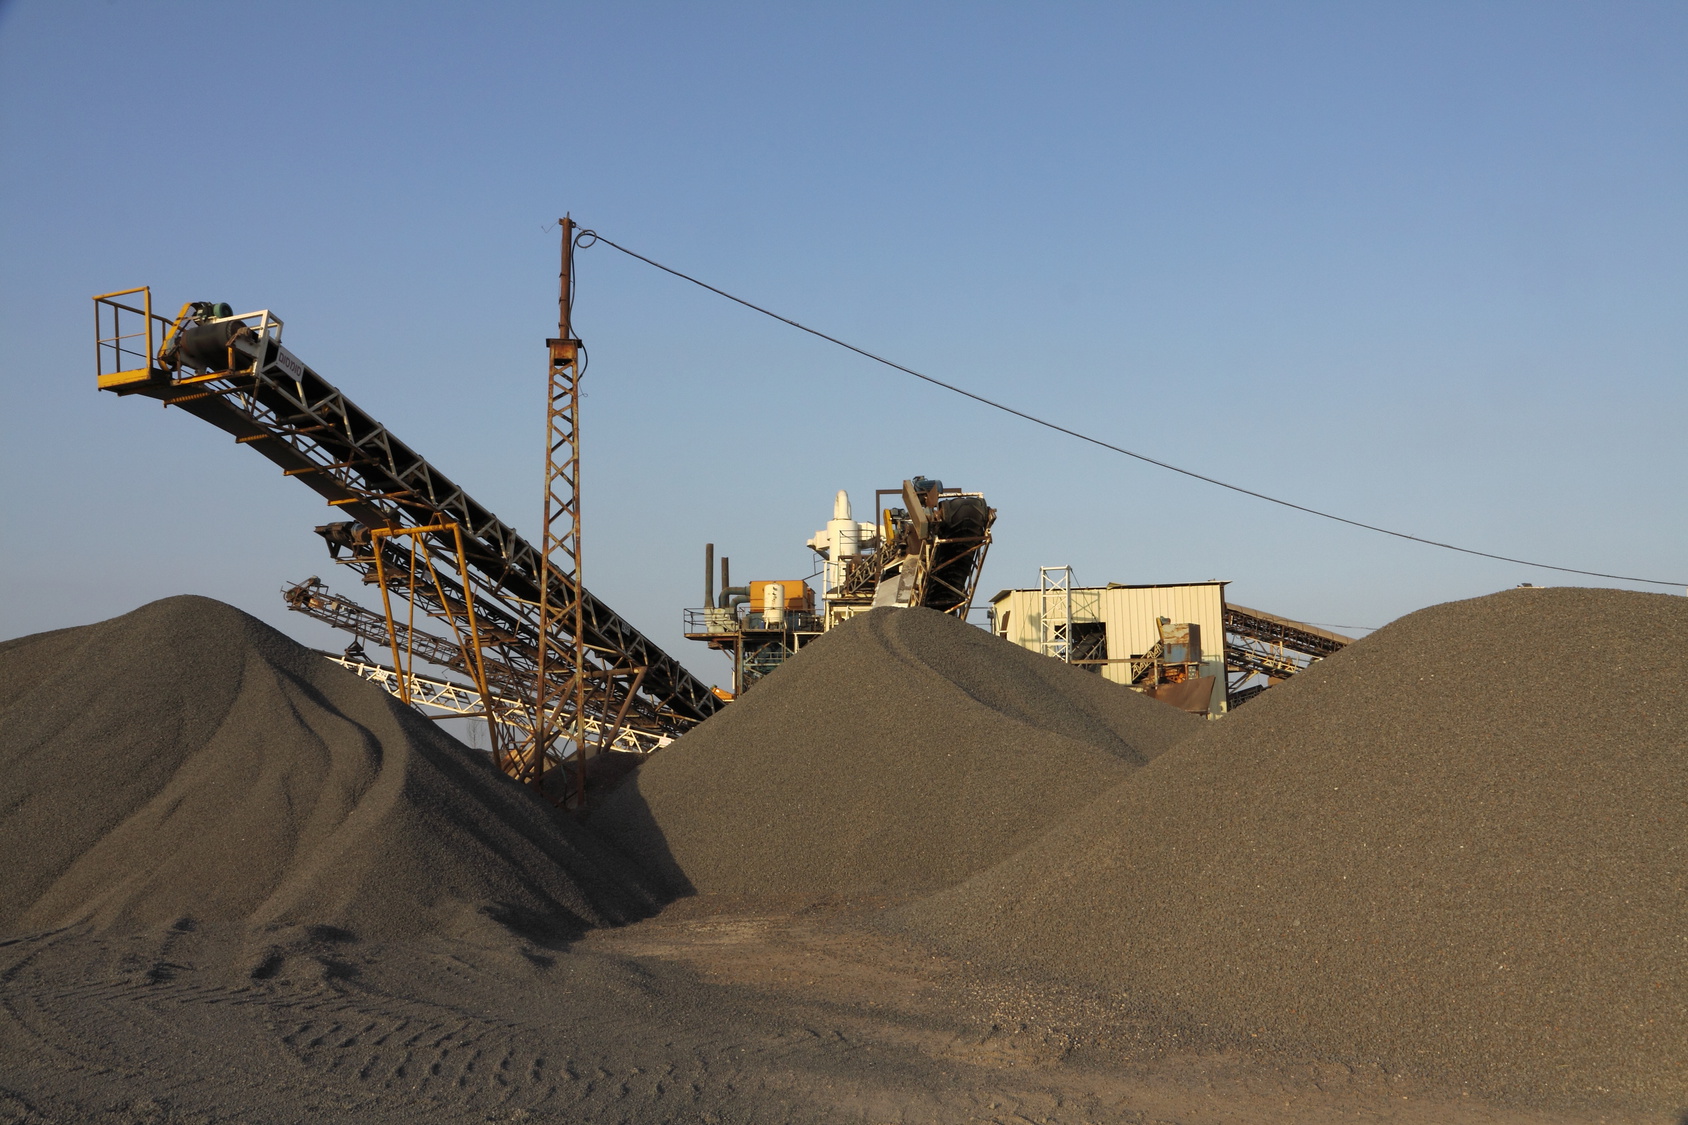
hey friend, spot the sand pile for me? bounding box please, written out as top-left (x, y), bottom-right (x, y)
top-left (899, 587), bottom-right (1688, 1109)
top-left (0, 596), bottom-right (655, 946)
top-left (588, 606), bottom-right (1199, 896)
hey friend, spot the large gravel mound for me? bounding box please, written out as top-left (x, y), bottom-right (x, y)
top-left (898, 587), bottom-right (1688, 1111)
top-left (588, 606), bottom-right (1199, 896)
top-left (0, 596), bottom-right (656, 945)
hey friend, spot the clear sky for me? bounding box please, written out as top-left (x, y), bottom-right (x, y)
top-left (2, 1), bottom-right (1684, 688)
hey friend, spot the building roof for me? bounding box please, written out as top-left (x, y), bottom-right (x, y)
top-left (988, 579), bottom-right (1230, 604)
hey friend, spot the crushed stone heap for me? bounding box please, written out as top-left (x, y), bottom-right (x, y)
top-left (0, 596), bottom-right (655, 945)
top-left (898, 587), bottom-right (1688, 1111)
top-left (588, 606), bottom-right (1200, 896)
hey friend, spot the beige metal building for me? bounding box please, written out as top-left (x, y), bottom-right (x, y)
top-left (988, 578), bottom-right (1230, 714)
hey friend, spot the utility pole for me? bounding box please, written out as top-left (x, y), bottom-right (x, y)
top-left (534, 216), bottom-right (587, 800)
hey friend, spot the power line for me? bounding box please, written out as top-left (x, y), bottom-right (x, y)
top-left (576, 228), bottom-right (1686, 590)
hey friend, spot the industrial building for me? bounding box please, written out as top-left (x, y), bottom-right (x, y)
top-left (989, 570), bottom-right (1351, 716)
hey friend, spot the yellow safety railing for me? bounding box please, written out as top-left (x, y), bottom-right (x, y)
top-left (92, 287), bottom-right (177, 389)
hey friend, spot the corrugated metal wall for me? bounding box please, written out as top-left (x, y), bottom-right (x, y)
top-left (992, 583), bottom-right (1228, 710)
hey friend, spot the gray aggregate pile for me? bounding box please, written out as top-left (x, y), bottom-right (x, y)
top-left (0, 596), bottom-right (657, 945)
top-left (897, 587), bottom-right (1688, 1112)
top-left (588, 606), bottom-right (1200, 896)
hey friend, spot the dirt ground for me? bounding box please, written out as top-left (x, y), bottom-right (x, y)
top-left (0, 895), bottom-right (1641, 1125)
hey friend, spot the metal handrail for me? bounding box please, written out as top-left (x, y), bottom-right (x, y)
top-left (683, 606), bottom-right (823, 634)
top-left (92, 287), bottom-right (173, 384)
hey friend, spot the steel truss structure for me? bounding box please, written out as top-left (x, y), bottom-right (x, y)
top-left (862, 481), bottom-right (996, 616)
top-left (679, 605), bottom-right (824, 697)
top-left (93, 284), bottom-right (721, 795)
top-left (1038, 565), bottom-right (1074, 662)
top-left (366, 522), bottom-right (504, 762)
top-left (534, 217), bottom-right (599, 798)
top-left (321, 653), bottom-right (672, 756)
top-left (1222, 603), bottom-right (1352, 706)
top-left (285, 577), bottom-right (471, 670)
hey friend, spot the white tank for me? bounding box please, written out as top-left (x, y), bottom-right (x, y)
top-left (807, 489), bottom-right (880, 596)
top-left (825, 490), bottom-right (861, 594)
top-left (763, 581), bottom-right (787, 627)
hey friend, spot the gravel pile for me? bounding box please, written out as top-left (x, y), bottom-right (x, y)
top-left (0, 596), bottom-right (656, 945)
top-left (897, 587), bottom-right (1688, 1111)
top-left (588, 606), bottom-right (1199, 896)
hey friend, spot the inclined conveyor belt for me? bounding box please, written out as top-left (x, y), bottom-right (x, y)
top-left (102, 309), bottom-right (721, 737)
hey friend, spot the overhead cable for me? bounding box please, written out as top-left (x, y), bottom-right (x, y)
top-left (576, 228), bottom-right (1686, 590)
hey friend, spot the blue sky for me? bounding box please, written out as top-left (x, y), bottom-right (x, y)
top-left (2, 1), bottom-right (1684, 687)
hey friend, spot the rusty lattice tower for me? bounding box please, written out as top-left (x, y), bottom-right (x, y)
top-left (533, 217), bottom-right (588, 797)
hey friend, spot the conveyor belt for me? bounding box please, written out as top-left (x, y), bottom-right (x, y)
top-left (1224, 604), bottom-right (1352, 657)
top-left (97, 296), bottom-right (721, 738)
top-left (319, 652), bottom-right (672, 755)
top-left (1222, 603), bottom-right (1352, 703)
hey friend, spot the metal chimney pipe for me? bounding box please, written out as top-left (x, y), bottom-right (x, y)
top-left (705, 543), bottom-right (715, 608)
